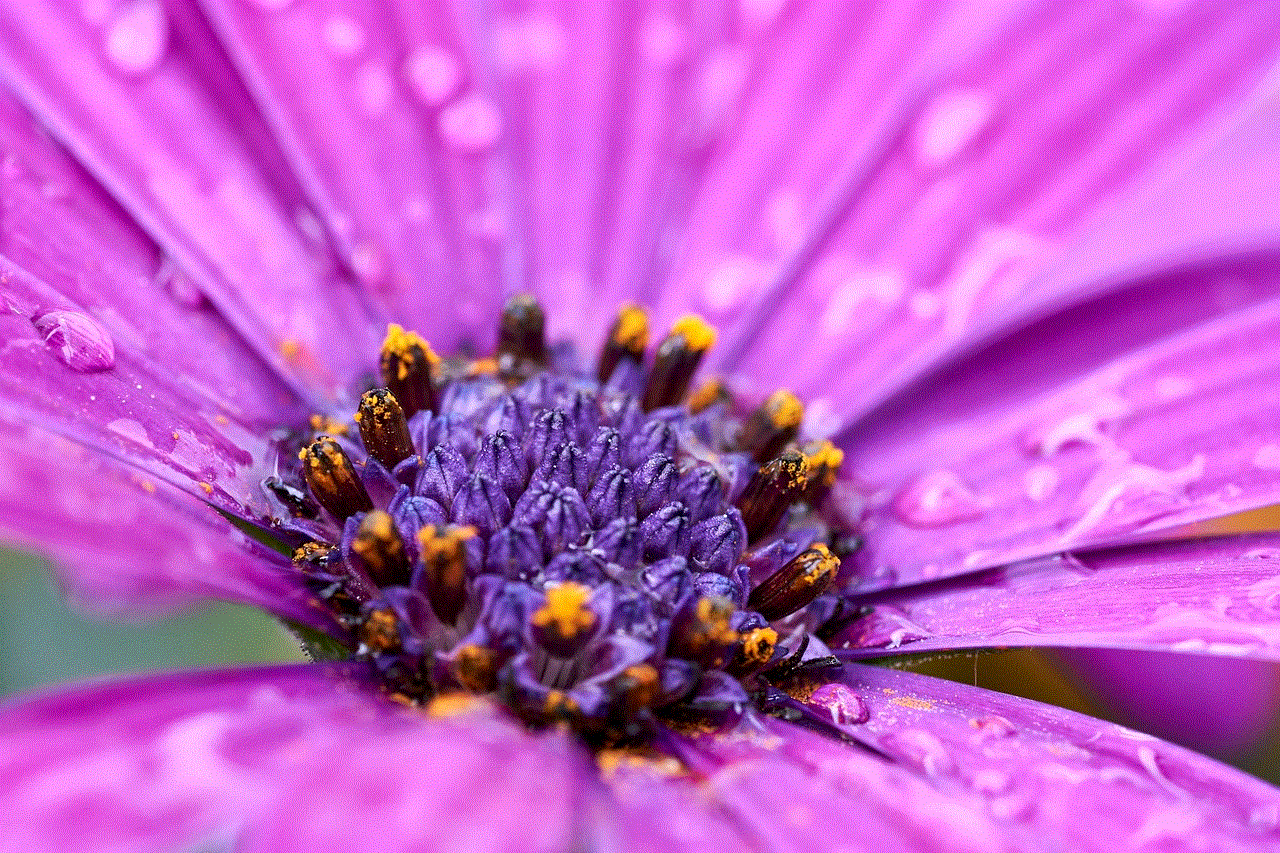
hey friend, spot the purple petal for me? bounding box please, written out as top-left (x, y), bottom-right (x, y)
top-left (715, 3), bottom-right (1280, 427)
top-left (0, 1), bottom-right (379, 397)
top-left (0, 665), bottom-right (580, 853)
top-left (197, 0), bottom-right (505, 348)
top-left (791, 663), bottom-right (1280, 851)
top-left (1061, 647), bottom-right (1280, 758)
top-left (842, 263), bottom-right (1280, 590)
top-left (837, 534), bottom-right (1280, 661)
top-left (0, 420), bottom-right (332, 631)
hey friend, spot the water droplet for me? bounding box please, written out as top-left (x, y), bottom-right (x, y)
top-left (104, 0), bottom-right (167, 74)
top-left (807, 683), bottom-right (869, 726)
top-left (639, 14), bottom-right (686, 66)
top-left (893, 469), bottom-right (989, 527)
top-left (404, 45), bottom-right (460, 107)
top-left (33, 310), bottom-right (115, 372)
top-left (884, 728), bottom-right (953, 776)
top-left (1253, 444), bottom-right (1280, 470)
top-left (844, 606), bottom-right (931, 649)
top-left (969, 715), bottom-right (1015, 740)
top-left (1059, 455), bottom-right (1206, 544)
top-left (913, 89), bottom-right (992, 167)
top-left (703, 255), bottom-right (766, 312)
top-left (438, 93), bottom-right (503, 152)
top-left (969, 769), bottom-right (1011, 795)
top-left (1023, 464), bottom-right (1059, 502)
top-left (1025, 393), bottom-right (1127, 457)
top-left (493, 14), bottom-right (566, 73)
top-left (356, 61), bottom-right (394, 115)
top-left (323, 15), bottom-right (365, 56)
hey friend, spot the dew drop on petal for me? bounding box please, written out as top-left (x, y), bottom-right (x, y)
top-left (1253, 444), bottom-right (1280, 470)
top-left (32, 310), bottom-right (116, 373)
top-left (807, 683), bottom-right (869, 726)
top-left (438, 93), bottom-right (503, 152)
top-left (103, 0), bottom-right (167, 74)
top-left (404, 45), bottom-right (461, 107)
top-left (893, 469), bottom-right (988, 527)
top-left (323, 15), bottom-right (365, 56)
top-left (913, 89), bottom-right (992, 167)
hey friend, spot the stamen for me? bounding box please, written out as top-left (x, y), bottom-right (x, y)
top-left (730, 627), bottom-right (779, 675)
top-left (531, 582), bottom-right (598, 657)
top-left (417, 524), bottom-right (477, 624)
top-left (355, 388), bottom-right (415, 471)
top-left (747, 543), bottom-right (840, 621)
top-left (739, 390), bottom-right (804, 463)
top-left (454, 644), bottom-right (498, 692)
top-left (642, 314), bottom-right (715, 411)
top-left (350, 509), bottom-right (410, 586)
top-left (497, 294), bottom-right (548, 373)
top-left (380, 323), bottom-right (440, 419)
top-left (671, 595), bottom-right (739, 666)
top-left (614, 663), bottom-right (660, 717)
top-left (735, 450), bottom-right (809, 541)
top-left (687, 378), bottom-right (730, 414)
top-left (292, 541), bottom-right (334, 567)
top-left (801, 439), bottom-right (844, 504)
top-left (300, 436), bottom-right (373, 521)
top-left (359, 606), bottom-right (401, 653)
top-left (597, 303), bottom-right (649, 383)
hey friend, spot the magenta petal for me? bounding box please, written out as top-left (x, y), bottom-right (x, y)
top-left (799, 663), bottom-right (1280, 850)
top-left (198, 0), bottom-right (504, 347)
top-left (837, 534), bottom-right (1280, 660)
top-left (0, 1), bottom-right (378, 397)
top-left (1062, 647), bottom-right (1280, 758)
top-left (719, 3), bottom-right (1280, 423)
top-left (842, 267), bottom-right (1280, 590)
top-left (0, 421), bottom-right (332, 630)
top-left (0, 665), bottom-right (579, 853)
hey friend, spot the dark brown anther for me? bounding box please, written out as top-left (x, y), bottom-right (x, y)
top-left (597, 303), bottom-right (649, 383)
top-left (748, 543), bottom-right (840, 622)
top-left (687, 378), bottom-right (730, 414)
top-left (356, 388), bottom-right (416, 471)
top-left (264, 476), bottom-right (319, 519)
top-left (359, 606), bottom-right (401, 653)
top-left (642, 315), bottom-right (716, 412)
top-left (497, 294), bottom-right (547, 373)
top-left (739, 390), bottom-right (804, 463)
top-left (379, 323), bottom-right (440, 420)
top-left (614, 663), bottom-right (660, 718)
top-left (729, 627), bottom-right (779, 676)
top-left (350, 509), bottom-right (411, 586)
top-left (801, 439), bottom-right (844, 505)
top-left (670, 595), bottom-right (739, 667)
top-left (454, 644), bottom-right (498, 693)
top-left (299, 436), bottom-right (374, 522)
top-left (735, 450), bottom-right (809, 541)
top-left (417, 524), bottom-right (477, 624)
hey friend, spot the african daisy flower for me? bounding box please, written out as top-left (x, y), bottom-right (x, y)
top-left (2, 0), bottom-right (1280, 850)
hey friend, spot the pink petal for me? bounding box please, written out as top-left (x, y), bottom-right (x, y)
top-left (837, 534), bottom-right (1280, 660)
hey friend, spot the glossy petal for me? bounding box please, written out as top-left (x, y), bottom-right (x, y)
top-left (0, 420), bottom-right (332, 630)
top-left (0, 665), bottom-right (581, 853)
top-left (198, 0), bottom-right (505, 347)
top-left (719, 3), bottom-right (1280, 427)
top-left (800, 663), bottom-right (1280, 851)
top-left (837, 535), bottom-right (1280, 661)
top-left (841, 267), bottom-right (1280, 590)
top-left (0, 0), bottom-right (378, 397)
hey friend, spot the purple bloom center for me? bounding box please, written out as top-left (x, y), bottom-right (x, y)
top-left (274, 297), bottom-right (854, 742)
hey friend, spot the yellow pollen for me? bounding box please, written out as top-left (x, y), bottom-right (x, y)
top-left (612, 304), bottom-right (650, 351)
top-left (688, 379), bottom-right (727, 414)
top-left (426, 693), bottom-right (487, 718)
top-left (417, 525), bottom-right (477, 586)
top-left (532, 582), bottom-right (596, 640)
top-left (803, 440), bottom-right (844, 486)
top-left (695, 596), bottom-right (740, 647)
top-left (199, 482), bottom-right (213, 495)
top-left (740, 627), bottom-right (778, 666)
top-left (381, 323), bottom-right (440, 380)
top-left (671, 314), bottom-right (716, 351)
top-left (764, 389), bottom-right (804, 429)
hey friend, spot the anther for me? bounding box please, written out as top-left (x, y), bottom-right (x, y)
top-left (380, 323), bottom-right (440, 420)
top-left (531, 582), bottom-right (597, 657)
top-left (299, 436), bottom-right (373, 522)
top-left (497, 294), bottom-right (548, 373)
top-left (597, 303), bottom-right (649, 383)
top-left (292, 541), bottom-right (335, 568)
top-left (801, 439), bottom-right (844, 504)
top-left (359, 606), bottom-right (401, 653)
top-left (735, 450), bottom-right (809, 541)
top-left (453, 644), bottom-right (498, 692)
top-left (355, 388), bottom-right (416, 471)
top-left (670, 595), bottom-right (740, 666)
top-left (740, 390), bottom-right (804, 463)
top-left (729, 627), bottom-right (778, 675)
top-left (687, 378), bottom-right (730, 414)
top-left (350, 509), bottom-right (411, 587)
top-left (417, 524), bottom-right (477, 624)
top-left (747, 543), bottom-right (840, 621)
top-left (642, 314), bottom-right (715, 412)
top-left (614, 663), bottom-right (660, 718)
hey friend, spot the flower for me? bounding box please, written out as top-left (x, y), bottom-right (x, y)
top-left (2, 1), bottom-right (1280, 850)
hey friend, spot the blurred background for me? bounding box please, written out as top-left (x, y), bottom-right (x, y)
top-left (2, 544), bottom-right (1277, 783)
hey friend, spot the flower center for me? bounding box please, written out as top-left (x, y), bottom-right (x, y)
top-left (272, 296), bottom-right (858, 743)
